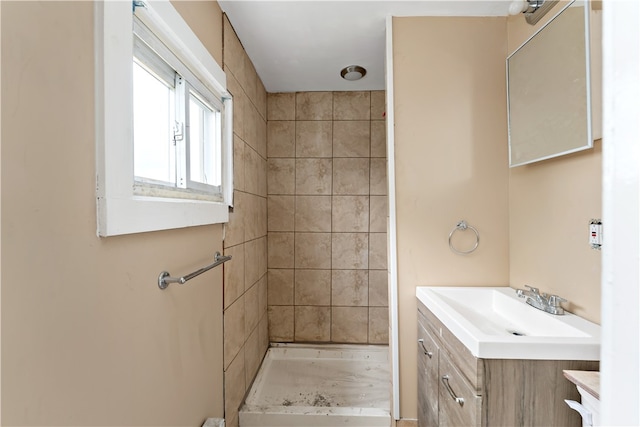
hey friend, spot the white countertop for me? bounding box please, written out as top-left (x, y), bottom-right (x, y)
top-left (416, 286), bottom-right (601, 360)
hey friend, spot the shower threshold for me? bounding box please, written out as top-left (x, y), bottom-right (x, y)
top-left (239, 343), bottom-right (391, 427)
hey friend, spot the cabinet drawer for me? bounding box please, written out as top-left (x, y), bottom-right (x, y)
top-left (438, 351), bottom-right (482, 427)
top-left (417, 323), bottom-right (439, 427)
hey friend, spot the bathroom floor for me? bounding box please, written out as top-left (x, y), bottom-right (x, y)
top-left (239, 343), bottom-right (391, 427)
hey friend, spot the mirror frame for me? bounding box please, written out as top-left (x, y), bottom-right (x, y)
top-left (507, 0), bottom-right (593, 167)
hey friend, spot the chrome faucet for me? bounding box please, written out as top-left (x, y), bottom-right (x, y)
top-left (516, 285), bottom-right (567, 315)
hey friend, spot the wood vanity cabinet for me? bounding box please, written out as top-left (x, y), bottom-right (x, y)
top-left (417, 299), bottom-right (599, 427)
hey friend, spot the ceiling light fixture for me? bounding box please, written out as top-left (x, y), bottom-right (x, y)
top-left (509, 0), bottom-right (559, 25)
top-left (340, 65), bottom-right (367, 81)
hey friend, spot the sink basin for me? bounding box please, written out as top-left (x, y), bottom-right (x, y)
top-left (416, 286), bottom-right (600, 360)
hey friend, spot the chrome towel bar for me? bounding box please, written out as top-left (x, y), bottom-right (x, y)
top-left (158, 251), bottom-right (232, 290)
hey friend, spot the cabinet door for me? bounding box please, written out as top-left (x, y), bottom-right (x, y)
top-left (438, 351), bottom-right (482, 427)
top-left (417, 322), bottom-right (439, 427)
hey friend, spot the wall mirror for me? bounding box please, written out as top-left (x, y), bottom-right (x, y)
top-left (507, 0), bottom-right (592, 167)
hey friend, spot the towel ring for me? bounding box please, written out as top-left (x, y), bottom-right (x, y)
top-left (448, 220), bottom-right (479, 255)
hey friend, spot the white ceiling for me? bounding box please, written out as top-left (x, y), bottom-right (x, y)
top-left (218, 1), bottom-right (513, 92)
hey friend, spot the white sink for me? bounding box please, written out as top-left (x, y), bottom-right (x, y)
top-left (416, 286), bottom-right (600, 360)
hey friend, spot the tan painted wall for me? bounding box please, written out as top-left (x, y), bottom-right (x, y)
top-left (1, 1), bottom-right (226, 425)
top-left (507, 2), bottom-right (603, 324)
top-left (392, 17), bottom-right (510, 419)
top-left (393, 4), bottom-right (602, 420)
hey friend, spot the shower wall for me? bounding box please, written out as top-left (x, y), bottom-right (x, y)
top-left (221, 16), bottom-right (269, 427)
top-left (266, 91), bottom-right (389, 344)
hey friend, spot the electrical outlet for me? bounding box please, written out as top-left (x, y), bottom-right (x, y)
top-left (589, 219), bottom-right (602, 250)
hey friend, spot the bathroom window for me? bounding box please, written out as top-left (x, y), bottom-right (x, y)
top-left (95, 1), bottom-right (233, 236)
top-left (132, 19), bottom-right (224, 199)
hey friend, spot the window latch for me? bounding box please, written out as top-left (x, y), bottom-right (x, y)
top-left (132, 1), bottom-right (147, 13)
top-left (173, 122), bottom-right (184, 143)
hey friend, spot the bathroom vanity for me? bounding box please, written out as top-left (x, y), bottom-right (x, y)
top-left (416, 287), bottom-right (600, 427)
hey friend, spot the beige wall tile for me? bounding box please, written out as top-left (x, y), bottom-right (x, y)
top-left (258, 158), bottom-right (268, 198)
top-left (332, 233), bottom-right (369, 270)
top-left (244, 194), bottom-right (260, 241)
top-left (332, 196), bottom-right (369, 232)
top-left (296, 121), bottom-right (333, 158)
top-left (259, 196), bottom-right (268, 236)
top-left (370, 158), bottom-right (388, 195)
top-left (370, 90), bottom-right (386, 121)
top-left (233, 136), bottom-right (245, 192)
top-left (244, 236), bottom-right (267, 289)
top-left (268, 306), bottom-right (294, 341)
top-left (227, 73), bottom-right (245, 140)
top-left (331, 307), bottom-right (368, 343)
top-left (224, 191), bottom-right (246, 248)
top-left (268, 93), bottom-right (295, 121)
top-left (369, 195), bottom-right (388, 233)
top-left (244, 282), bottom-right (260, 337)
top-left (333, 158), bottom-right (369, 195)
top-left (368, 270), bottom-right (389, 307)
top-left (268, 269), bottom-right (294, 305)
top-left (370, 121), bottom-right (387, 158)
top-left (369, 233), bottom-right (388, 270)
top-left (295, 196), bottom-right (331, 232)
top-left (223, 296), bottom-right (245, 369)
top-left (295, 269), bottom-right (331, 305)
top-left (332, 270), bottom-right (368, 306)
top-left (296, 92), bottom-right (333, 120)
top-left (295, 159), bottom-right (332, 195)
top-left (258, 275), bottom-right (268, 318)
top-left (267, 121), bottom-right (295, 158)
top-left (369, 307), bottom-right (389, 344)
top-left (242, 54), bottom-right (258, 109)
top-left (255, 111), bottom-right (267, 159)
top-left (259, 312), bottom-right (269, 354)
top-left (333, 121), bottom-right (370, 158)
top-left (268, 232), bottom-right (294, 268)
top-left (244, 146), bottom-right (261, 196)
top-left (295, 306), bottom-right (331, 341)
top-left (264, 91), bottom-right (390, 348)
top-left (226, 415), bottom-right (239, 427)
top-left (224, 244), bottom-right (245, 309)
top-left (223, 16), bottom-right (244, 82)
top-left (256, 77), bottom-right (267, 120)
top-left (244, 104), bottom-right (259, 156)
top-left (333, 91), bottom-right (371, 121)
top-left (295, 233), bottom-right (332, 269)
top-left (224, 345), bottom-right (245, 426)
top-left (267, 158), bottom-right (295, 195)
top-left (268, 195), bottom-right (294, 232)
top-left (244, 327), bottom-right (262, 389)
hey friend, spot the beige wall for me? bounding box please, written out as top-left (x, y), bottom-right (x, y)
top-left (507, 2), bottom-right (602, 324)
top-left (393, 5), bottom-right (603, 421)
top-left (265, 91), bottom-right (389, 345)
top-left (392, 17), bottom-right (510, 419)
top-left (221, 15), bottom-right (269, 427)
top-left (1, 1), bottom-right (226, 425)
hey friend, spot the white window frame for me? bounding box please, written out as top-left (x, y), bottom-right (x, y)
top-left (95, 0), bottom-right (233, 237)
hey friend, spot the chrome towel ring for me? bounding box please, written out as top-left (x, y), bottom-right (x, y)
top-left (448, 220), bottom-right (479, 255)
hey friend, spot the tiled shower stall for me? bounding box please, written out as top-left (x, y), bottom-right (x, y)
top-left (266, 91), bottom-right (389, 344)
top-left (220, 16), bottom-right (389, 427)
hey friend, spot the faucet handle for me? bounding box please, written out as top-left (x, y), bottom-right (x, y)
top-left (548, 295), bottom-right (567, 307)
top-left (524, 285), bottom-right (539, 294)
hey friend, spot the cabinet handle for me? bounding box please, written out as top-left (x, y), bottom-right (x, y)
top-left (417, 339), bottom-right (433, 358)
top-left (441, 375), bottom-right (465, 406)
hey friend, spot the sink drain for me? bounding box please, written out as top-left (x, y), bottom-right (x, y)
top-left (507, 329), bottom-right (526, 336)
